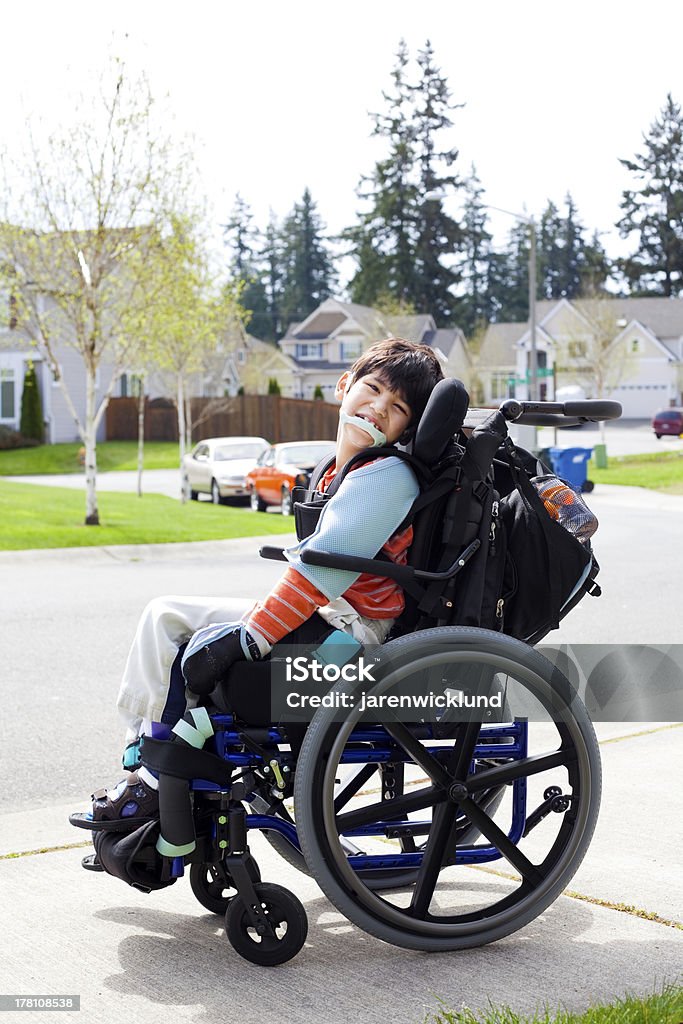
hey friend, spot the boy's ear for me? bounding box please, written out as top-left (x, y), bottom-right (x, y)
top-left (334, 371), bottom-right (351, 400)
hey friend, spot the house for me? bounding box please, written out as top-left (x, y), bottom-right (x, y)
top-left (275, 298), bottom-right (471, 400)
top-left (222, 332), bottom-right (299, 397)
top-left (0, 318), bottom-right (118, 444)
top-left (477, 297), bottom-right (683, 418)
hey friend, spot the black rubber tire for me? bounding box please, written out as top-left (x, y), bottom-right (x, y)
top-left (581, 479), bottom-right (595, 493)
top-left (211, 479), bottom-right (225, 505)
top-left (281, 486), bottom-right (293, 516)
top-left (225, 882), bottom-right (308, 965)
top-left (294, 626), bottom-right (601, 952)
top-left (249, 488), bottom-right (268, 512)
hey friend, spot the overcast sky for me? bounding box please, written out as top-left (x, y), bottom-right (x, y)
top-left (3, 1), bottom-right (680, 275)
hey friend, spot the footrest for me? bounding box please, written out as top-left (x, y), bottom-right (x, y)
top-left (81, 853), bottom-right (105, 872)
top-left (68, 811), bottom-right (154, 833)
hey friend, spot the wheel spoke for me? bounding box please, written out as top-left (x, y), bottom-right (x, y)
top-left (461, 797), bottom-right (545, 885)
top-left (409, 801), bottom-right (459, 918)
top-left (336, 784), bottom-right (445, 831)
top-left (333, 763), bottom-right (378, 813)
top-left (382, 719), bottom-right (453, 789)
top-left (467, 749), bottom-right (574, 793)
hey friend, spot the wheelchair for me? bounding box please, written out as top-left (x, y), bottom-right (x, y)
top-left (71, 382), bottom-right (621, 966)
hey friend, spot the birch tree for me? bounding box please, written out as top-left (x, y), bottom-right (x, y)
top-left (0, 59), bottom-right (193, 525)
top-left (141, 216), bottom-right (248, 489)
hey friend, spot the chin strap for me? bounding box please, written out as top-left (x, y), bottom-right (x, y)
top-left (339, 411), bottom-right (387, 447)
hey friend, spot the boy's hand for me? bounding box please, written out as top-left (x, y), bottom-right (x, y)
top-left (181, 623), bottom-right (264, 695)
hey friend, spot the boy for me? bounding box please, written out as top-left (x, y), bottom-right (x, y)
top-left (89, 338), bottom-right (443, 822)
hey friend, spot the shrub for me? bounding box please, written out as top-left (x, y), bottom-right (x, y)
top-left (0, 425), bottom-right (41, 450)
top-left (313, 384), bottom-right (324, 400)
top-left (267, 377), bottom-right (281, 395)
top-left (19, 361), bottom-right (44, 442)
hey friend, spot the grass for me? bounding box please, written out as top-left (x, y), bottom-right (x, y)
top-left (426, 983), bottom-right (683, 1024)
top-left (586, 449), bottom-right (683, 493)
top-left (0, 481), bottom-right (296, 550)
top-left (0, 441), bottom-right (180, 475)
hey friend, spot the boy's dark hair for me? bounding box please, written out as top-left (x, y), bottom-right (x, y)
top-left (349, 337), bottom-right (444, 438)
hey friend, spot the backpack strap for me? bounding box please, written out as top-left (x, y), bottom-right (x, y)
top-left (503, 436), bottom-right (566, 629)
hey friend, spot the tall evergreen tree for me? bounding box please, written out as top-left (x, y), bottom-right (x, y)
top-left (278, 188), bottom-right (336, 326)
top-left (223, 193), bottom-right (272, 340)
top-left (411, 40), bottom-right (463, 321)
top-left (618, 93), bottom-right (683, 296)
top-left (346, 40), bottom-right (465, 319)
top-left (455, 167), bottom-right (493, 333)
top-left (262, 211), bottom-right (284, 340)
top-left (346, 41), bottom-right (417, 306)
top-left (538, 200), bottom-right (563, 299)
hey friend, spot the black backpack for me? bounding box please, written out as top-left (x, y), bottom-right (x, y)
top-left (294, 403), bottom-right (601, 647)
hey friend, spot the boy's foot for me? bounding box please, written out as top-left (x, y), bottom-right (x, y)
top-left (68, 771), bottom-right (159, 832)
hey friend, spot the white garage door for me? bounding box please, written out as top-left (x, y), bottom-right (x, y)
top-left (608, 384), bottom-right (670, 418)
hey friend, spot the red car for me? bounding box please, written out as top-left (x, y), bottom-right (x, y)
top-left (246, 440), bottom-right (336, 515)
top-left (652, 408), bottom-right (683, 438)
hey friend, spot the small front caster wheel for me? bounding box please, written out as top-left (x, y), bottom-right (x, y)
top-left (225, 882), bottom-right (308, 965)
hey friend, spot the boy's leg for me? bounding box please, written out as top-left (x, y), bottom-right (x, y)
top-left (116, 595), bottom-right (254, 742)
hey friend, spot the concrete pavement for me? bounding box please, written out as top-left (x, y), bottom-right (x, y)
top-left (0, 724), bottom-right (681, 1024)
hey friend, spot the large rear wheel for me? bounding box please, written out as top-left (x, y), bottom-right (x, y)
top-left (294, 627), bottom-right (601, 951)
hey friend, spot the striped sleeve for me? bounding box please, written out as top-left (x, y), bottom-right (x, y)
top-left (245, 567), bottom-right (329, 645)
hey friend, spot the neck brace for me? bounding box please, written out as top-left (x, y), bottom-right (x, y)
top-left (339, 411), bottom-right (387, 447)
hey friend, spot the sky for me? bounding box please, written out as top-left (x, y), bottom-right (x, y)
top-left (2, 1), bottom-right (681, 282)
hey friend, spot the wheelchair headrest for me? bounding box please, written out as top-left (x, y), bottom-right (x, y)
top-left (413, 378), bottom-right (470, 466)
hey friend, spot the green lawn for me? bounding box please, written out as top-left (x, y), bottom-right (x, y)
top-left (426, 983), bottom-right (683, 1023)
top-left (0, 441), bottom-right (180, 475)
top-left (0, 481), bottom-right (296, 550)
top-left (586, 449), bottom-right (683, 493)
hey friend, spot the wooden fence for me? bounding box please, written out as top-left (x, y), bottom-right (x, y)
top-left (105, 395), bottom-right (340, 445)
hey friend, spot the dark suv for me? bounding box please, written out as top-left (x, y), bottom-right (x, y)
top-left (652, 408), bottom-right (683, 438)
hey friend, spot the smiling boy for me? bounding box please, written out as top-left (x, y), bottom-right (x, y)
top-left (88, 338), bottom-right (443, 822)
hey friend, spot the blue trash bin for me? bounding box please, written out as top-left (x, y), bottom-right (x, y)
top-left (548, 447), bottom-right (594, 492)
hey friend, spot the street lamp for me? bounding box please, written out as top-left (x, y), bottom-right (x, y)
top-left (423, 191), bottom-right (538, 401)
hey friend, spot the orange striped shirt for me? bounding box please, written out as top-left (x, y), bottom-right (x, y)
top-left (246, 461), bottom-right (413, 645)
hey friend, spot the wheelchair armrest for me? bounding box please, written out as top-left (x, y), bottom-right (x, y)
top-left (300, 539), bottom-right (480, 584)
top-left (259, 546), bottom-right (288, 561)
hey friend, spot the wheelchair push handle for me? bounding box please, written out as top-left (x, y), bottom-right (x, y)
top-left (500, 398), bottom-right (622, 425)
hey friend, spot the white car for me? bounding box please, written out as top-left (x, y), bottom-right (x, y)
top-left (181, 436), bottom-right (269, 504)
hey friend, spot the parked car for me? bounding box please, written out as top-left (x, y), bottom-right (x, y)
top-left (246, 440), bottom-right (336, 514)
top-left (181, 436), bottom-right (269, 504)
top-left (652, 408), bottom-right (683, 438)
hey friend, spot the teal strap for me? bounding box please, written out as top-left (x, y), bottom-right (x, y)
top-left (188, 706), bottom-right (214, 740)
top-left (314, 629), bottom-right (362, 668)
top-left (156, 836), bottom-right (196, 857)
top-left (172, 718), bottom-right (206, 748)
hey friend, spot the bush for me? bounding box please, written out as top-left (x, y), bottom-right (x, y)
top-left (267, 377), bottom-right (281, 395)
top-left (0, 425), bottom-right (41, 450)
top-left (19, 361), bottom-right (44, 442)
top-left (313, 384), bottom-right (324, 400)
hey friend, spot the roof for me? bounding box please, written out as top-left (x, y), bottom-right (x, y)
top-left (539, 297), bottom-right (683, 341)
top-left (478, 322), bottom-right (524, 367)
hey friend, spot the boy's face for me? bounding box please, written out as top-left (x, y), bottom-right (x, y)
top-left (335, 371), bottom-right (413, 448)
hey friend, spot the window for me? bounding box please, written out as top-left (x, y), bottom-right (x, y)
top-left (340, 341), bottom-right (361, 361)
top-left (491, 372), bottom-right (514, 400)
top-left (119, 373), bottom-right (144, 398)
top-left (631, 338), bottom-right (640, 354)
top-left (237, 349), bottom-right (246, 365)
top-left (0, 368), bottom-right (15, 418)
top-left (294, 343), bottom-right (323, 360)
top-left (567, 341), bottom-right (587, 360)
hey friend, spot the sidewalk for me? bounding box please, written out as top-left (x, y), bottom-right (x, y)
top-left (1, 724), bottom-right (681, 1023)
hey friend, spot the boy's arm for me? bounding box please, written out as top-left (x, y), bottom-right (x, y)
top-left (246, 457), bottom-right (418, 645)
